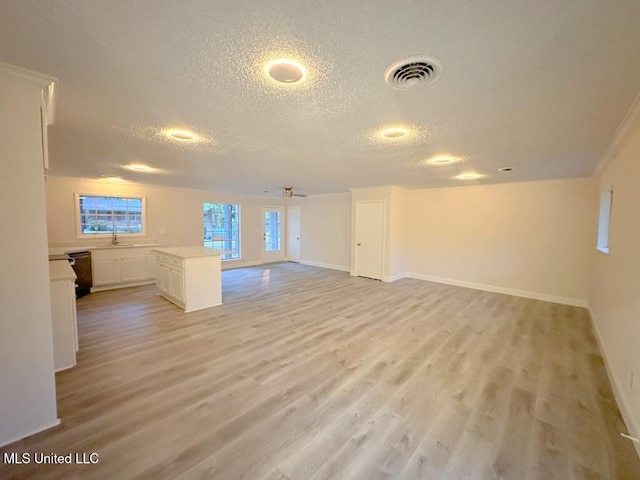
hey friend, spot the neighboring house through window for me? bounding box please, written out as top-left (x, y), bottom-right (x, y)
top-left (76, 194), bottom-right (146, 238)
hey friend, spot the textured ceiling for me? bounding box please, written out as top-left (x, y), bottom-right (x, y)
top-left (1, 1), bottom-right (640, 195)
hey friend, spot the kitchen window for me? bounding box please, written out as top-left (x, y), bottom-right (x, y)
top-left (76, 194), bottom-right (146, 238)
top-left (203, 203), bottom-right (240, 260)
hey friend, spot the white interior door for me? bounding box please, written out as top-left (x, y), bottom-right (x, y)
top-left (287, 206), bottom-right (301, 263)
top-left (355, 201), bottom-right (384, 280)
top-left (262, 206), bottom-right (285, 263)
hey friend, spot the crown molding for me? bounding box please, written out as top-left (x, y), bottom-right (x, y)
top-left (594, 89), bottom-right (640, 177)
top-left (0, 61), bottom-right (58, 125)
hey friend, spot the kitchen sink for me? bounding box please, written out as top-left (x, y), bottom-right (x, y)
top-left (93, 243), bottom-right (137, 248)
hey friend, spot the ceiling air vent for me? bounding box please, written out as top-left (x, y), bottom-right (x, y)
top-left (384, 55), bottom-right (443, 90)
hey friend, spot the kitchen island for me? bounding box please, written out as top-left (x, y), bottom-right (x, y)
top-left (153, 246), bottom-right (224, 312)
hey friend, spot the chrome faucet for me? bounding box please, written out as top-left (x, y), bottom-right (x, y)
top-left (111, 226), bottom-right (119, 245)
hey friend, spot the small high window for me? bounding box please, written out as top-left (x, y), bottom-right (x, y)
top-left (596, 186), bottom-right (613, 253)
top-left (76, 194), bottom-right (146, 238)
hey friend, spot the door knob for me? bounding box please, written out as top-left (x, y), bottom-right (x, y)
top-left (296, 237), bottom-right (300, 240)
top-left (357, 243), bottom-right (361, 246)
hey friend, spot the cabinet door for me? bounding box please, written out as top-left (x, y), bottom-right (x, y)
top-left (156, 263), bottom-right (170, 294)
top-left (93, 258), bottom-right (121, 286)
top-left (121, 257), bottom-right (148, 282)
top-left (143, 253), bottom-right (157, 280)
top-left (170, 268), bottom-right (185, 302)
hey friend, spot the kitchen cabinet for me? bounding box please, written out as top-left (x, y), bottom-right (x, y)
top-left (93, 257), bottom-right (121, 286)
top-left (91, 245), bottom-right (160, 291)
top-left (154, 246), bottom-right (224, 312)
top-left (49, 260), bottom-right (78, 371)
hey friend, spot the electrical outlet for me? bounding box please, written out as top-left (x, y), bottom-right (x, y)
top-left (630, 372), bottom-right (636, 391)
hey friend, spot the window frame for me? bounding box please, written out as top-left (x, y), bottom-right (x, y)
top-left (203, 202), bottom-right (241, 261)
top-left (75, 193), bottom-right (147, 239)
top-left (596, 185), bottom-right (613, 254)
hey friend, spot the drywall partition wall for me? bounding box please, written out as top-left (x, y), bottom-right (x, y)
top-left (405, 178), bottom-right (594, 306)
top-left (292, 192), bottom-right (351, 271)
top-left (388, 186), bottom-right (408, 281)
top-left (0, 66), bottom-right (59, 446)
top-left (45, 176), bottom-right (284, 269)
top-left (590, 117), bottom-right (640, 454)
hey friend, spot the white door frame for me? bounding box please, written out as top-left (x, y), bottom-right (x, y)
top-left (286, 205), bottom-right (301, 263)
top-left (261, 205), bottom-right (286, 263)
top-left (354, 200), bottom-right (385, 280)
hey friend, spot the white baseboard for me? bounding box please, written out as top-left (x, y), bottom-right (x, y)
top-left (383, 272), bottom-right (407, 283)
top-left (1, 418), bottom-right (60, 448)
top-left (91, 279), bottom-right (155, 293)
top-left (300, 260), bottom-right (350, 272)
top-left (405, 272), bottom-right (588, 308)
top-left (221, 259), bottom-right (263, 270)
top-left (588, 308), bottom-right (640, 458)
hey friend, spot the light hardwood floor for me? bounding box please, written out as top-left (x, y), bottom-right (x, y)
top-left (2, 263), bottom-right (639, 479)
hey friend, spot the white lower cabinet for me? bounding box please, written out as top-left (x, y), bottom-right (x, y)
top-left (91, 246), bottom-right (159, 290)
top-left (170, 268), bottom-right (185, 302)
top-left (49, 261), bottom-right (78, 371)
top-left (93, 257), bottom-right (121, 286)
top-left (121, 256), bottom-right (151, 282)
top-left (154, 247), bottom-right (222, 312)
top-left (157, 263), bottom-right (171, 294)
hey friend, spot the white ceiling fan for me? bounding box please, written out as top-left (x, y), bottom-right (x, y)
top-left (261, 187), bottom-right (307, 198)
top-left (282, 187), bottom-right (307, 198)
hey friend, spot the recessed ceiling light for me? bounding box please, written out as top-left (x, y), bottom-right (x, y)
top-left (455, 172), bottom-right (484, 180)
top-left (122, 163), bottom-right (157, 173)
top-left (167, 129), bottom-right (197, 141)
top-left (498, 166), bottom-right (513, 172)
top-left (380, 127), bottom-right (409, 139)
top-left (100, 175), bottom-right (125, 182)
top-left (265, 59), bottom-right (307, 84)
top-left (426, 155), bottom-right (460, 166)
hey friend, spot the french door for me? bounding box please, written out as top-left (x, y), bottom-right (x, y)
top-left (261, 206), bottom-right (285, 263)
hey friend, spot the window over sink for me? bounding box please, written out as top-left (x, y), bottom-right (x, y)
top-left (75, 193), bottom-right (146, 238)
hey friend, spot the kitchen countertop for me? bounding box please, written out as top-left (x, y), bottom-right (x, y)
top-left (49, 259), bottom-right (77, 281)
top-left (153, 246), bottom-right (225, 258)
top-left (48, 243), bottom-right (162, 255)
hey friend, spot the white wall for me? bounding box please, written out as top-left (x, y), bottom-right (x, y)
top-left (291, 192), bottom-right (351, 271)
top-left (45, 176), bottom-right (286, 269)
top-left (347, 180), bottom-right (593, 304)
top-left (404, 178), bottom-right (594, 305)
top-left (0, 70), bottom-right (59, 446)
top-left (388, 186), bottom-right (408, 280)
top-left (590, 116), bottom-right (640, 452)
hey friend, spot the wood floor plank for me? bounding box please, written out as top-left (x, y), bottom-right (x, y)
top-left (1, 262), bottom-right (639, 479)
